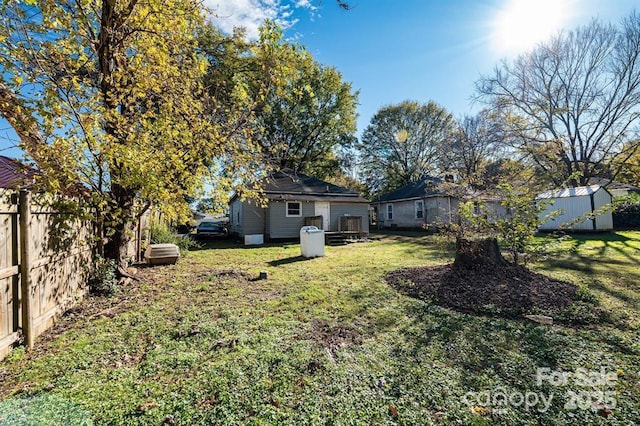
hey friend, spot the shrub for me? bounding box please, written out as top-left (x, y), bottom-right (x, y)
top-left (88, 256), bottom-right (118, 296)
top-left (612, 193), bottom-right (640, 229)
top-left (446, 184), bottom-right (560, 265)
top-left (149, 220), bottom-right (200, 252)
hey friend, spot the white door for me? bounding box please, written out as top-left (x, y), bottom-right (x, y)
top-left (315, 202), bottom-right (330, 230)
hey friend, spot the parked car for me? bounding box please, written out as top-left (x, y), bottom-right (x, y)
top-left (196, 221), bottom-right (227, 238)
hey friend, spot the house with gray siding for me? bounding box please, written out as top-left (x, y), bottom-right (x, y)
top-left (371, 177), bottom-right (458, 230)
top-left (228, 169), bottom-right (369, 241)
top-left (370, 177), bottom-right (506, 230)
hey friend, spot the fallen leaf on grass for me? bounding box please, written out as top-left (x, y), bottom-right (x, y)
top-left (138, 401), bottom-right (159, 412)
top-left (471, 405), bottom-right (490, 415)
top-left (592, 401), bottom-right (613, 418)
top-left (388, 404), bottom-right (399, 417)
top-left (200, 393), bottom-right (217, 407)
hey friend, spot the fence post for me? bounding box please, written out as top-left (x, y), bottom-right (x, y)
top-left (18, 190), bottom-right (33, 349)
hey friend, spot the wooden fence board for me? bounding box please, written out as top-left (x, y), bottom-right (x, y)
top-left (0, 189), bottom-right (149, 360)
top-left (0, 189), bottom-right (19, 359)
top-left (0, 191), bottom-right (94, 358)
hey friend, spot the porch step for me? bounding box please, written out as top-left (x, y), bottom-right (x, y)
top-left (326, 234), bottom-right (348, 246)
top-left (324, 232), bottom-right (359, 246)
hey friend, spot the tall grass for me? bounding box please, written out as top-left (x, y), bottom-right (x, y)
top-left (149, 220), bottom-right (199, 252)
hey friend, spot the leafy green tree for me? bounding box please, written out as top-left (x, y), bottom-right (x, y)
top-left (476, 12), bottom-right (640, 186)
top-left (199, 22), bottom-right (358, 180)
top-left (614, 140), bottom-right (640, 186)
top-left (0, 0), bottom-right (233, 271)
top-left (612, 193), bottom-right (640, 229)
top-left (251, 23), bottom-right (358, 178)
top-left (358, 100), bottom-right (457, 196)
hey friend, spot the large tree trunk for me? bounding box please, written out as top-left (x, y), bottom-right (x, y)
top-left (103, 183), bottom-right (136, 278)
top-left (104, 220), bottom-right (132, 272)
top-left (454, 237), bottom-right (509, 269)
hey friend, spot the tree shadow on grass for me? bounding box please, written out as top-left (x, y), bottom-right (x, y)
top-left (555, 232), bottom-right (640, 265)
top-left (372, 231), bottom-right (451, 248)
top-left (589, 279), bottom-right (640, 311)
top-left (189, 239), bottom-right (244, 250)
top-left (397, 302), bottom-right (563, 388)
top-left (541, 254), bottom-right (640, 300)
top-left (268, 256), bottom-right (314, 267)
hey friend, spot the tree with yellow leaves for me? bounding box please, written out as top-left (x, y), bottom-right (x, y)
top-left (0, 0), bottom-right (248, 272)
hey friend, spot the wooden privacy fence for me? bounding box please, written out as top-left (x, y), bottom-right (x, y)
top-left (0, 190), bottom-right (94, 360)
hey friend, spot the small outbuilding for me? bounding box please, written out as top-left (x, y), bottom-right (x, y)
top-left (536, 185), bottom-right (613, 231)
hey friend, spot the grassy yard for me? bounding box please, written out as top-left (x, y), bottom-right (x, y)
top-left (0, 232), bottom-right (639, 425)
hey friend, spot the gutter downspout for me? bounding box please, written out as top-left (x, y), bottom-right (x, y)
top-left (263, 206), bottom-right (268, 242)
top-left (590, 193), bottom-right (597, 231)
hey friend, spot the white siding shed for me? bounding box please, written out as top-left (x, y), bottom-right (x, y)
top-left (537, 185), bottom-right (613, 231)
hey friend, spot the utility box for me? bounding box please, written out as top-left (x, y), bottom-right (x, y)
top-left (300, 226), bottom-right (325, 258)
top-left (145, 243), bottom-right (180, 265)
top-left (244, 234), bottom-right (264, 245)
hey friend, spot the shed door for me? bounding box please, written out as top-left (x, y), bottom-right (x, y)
top-left (315, 202), bottom-right (330, 230)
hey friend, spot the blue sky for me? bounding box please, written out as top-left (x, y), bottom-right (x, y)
top-left (1, 0), bottom-right (638, 159)
top-left (246, 0), bottom-right (638, 136)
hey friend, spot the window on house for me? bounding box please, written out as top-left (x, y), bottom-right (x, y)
top-left (387, 204), bottom-right (393, 220)
top-left (286, 201), bottom-right (302, 217)
top-left (415, 200), bottom-right (424, 219)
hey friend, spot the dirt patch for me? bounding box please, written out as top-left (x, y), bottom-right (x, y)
top-left (308, 320), bottom-right (362, 358)
top-left (189, 268), bottom-right (281, 301)
top-left (28, 265), bottom-right (173, 352)
top-left (189, 268), bottom-right (253, 283)
top-left (386, 263), bottom-right (601, 322)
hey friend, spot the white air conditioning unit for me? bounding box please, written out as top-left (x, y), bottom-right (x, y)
top-left (244, 234), bottom-right (264, 245)
top-left (145, 243), bottom-right (180, 265)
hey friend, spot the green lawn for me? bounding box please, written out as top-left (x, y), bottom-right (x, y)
top-left (1, 232), bottom-right (639, 425)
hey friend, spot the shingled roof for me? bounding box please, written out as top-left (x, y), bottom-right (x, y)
top-left (0, 156), bottom-right (35, 189)
top-left (231, 169), bottom-right (369, 203)
top-left (373, 176), bottom-right (443, 203)
top-left (536, 185), bottom-right (609, 199)
top-left (586, 177), bottom-right (640, 193)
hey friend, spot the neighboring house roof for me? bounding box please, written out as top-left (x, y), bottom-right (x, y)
top-left (586, 177), bottom-right (640, 193)
top-left (373, 177), bottom-right (505, 205)
top-left (372, 176), bottom-right (444, 203)
top-left (230, 169), bottom-right (369, 204)
top-left (0, 155), bottom-right (35, 189)
top-left (536, 185), bottom-right (609, 199)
